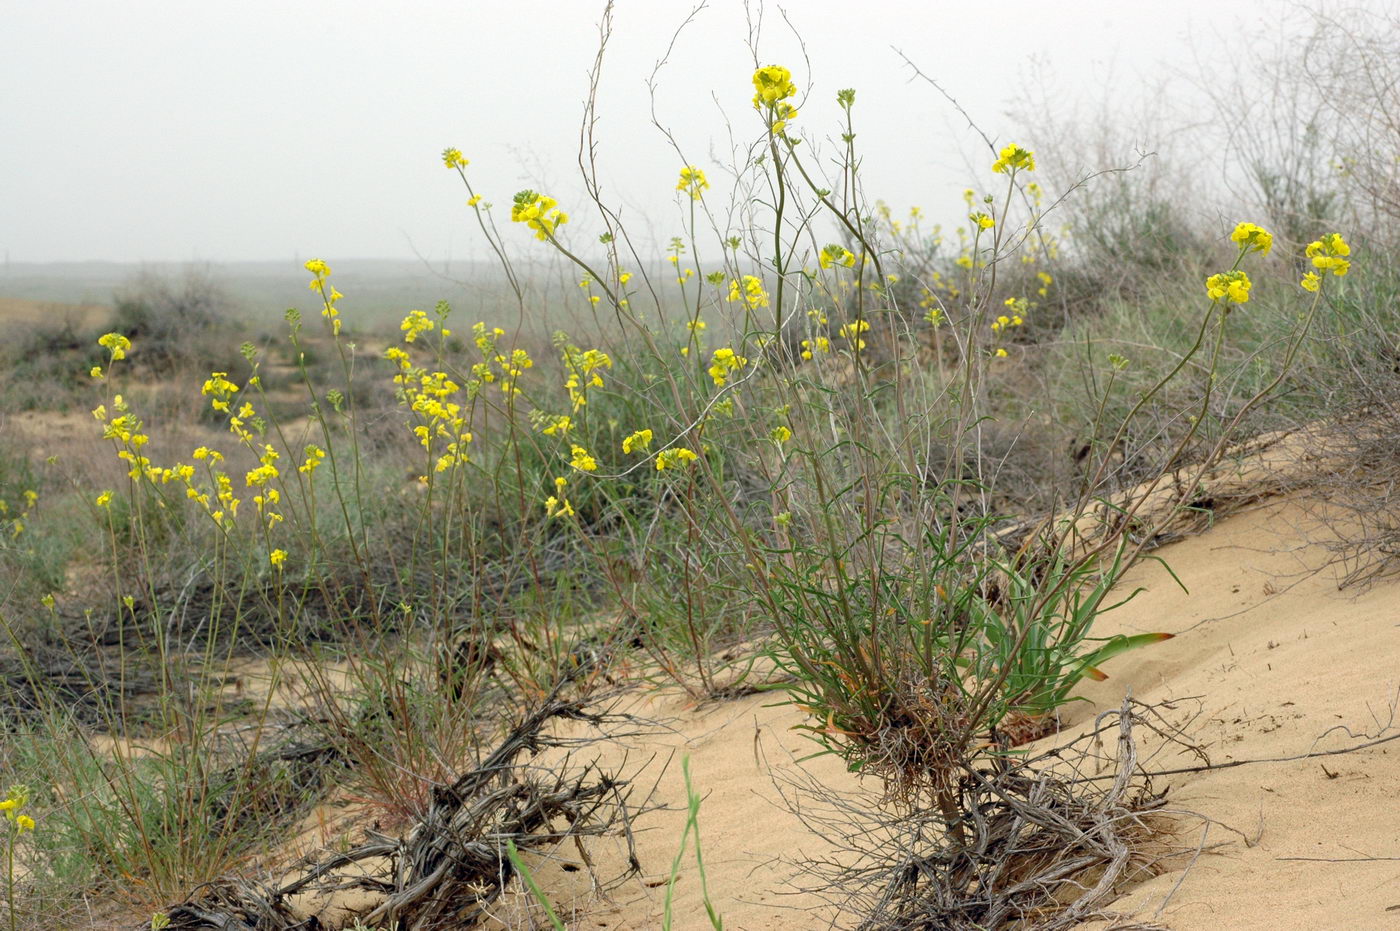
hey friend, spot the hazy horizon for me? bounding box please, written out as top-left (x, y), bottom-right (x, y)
top-left (3, 0), bottom-right (1349, 265)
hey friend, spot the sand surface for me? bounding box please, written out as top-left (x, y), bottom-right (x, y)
top-left (459, 494), bottom-right (1399, 930)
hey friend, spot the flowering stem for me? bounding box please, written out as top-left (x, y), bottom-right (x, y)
top-left (6, 827), bottom-right (15, 931)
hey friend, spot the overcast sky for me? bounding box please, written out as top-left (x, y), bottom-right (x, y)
top-left (3, 1), bottom-right (1321, 264)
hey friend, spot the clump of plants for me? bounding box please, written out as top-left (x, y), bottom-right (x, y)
top-left (0, 34), bottom-right (1360, 929)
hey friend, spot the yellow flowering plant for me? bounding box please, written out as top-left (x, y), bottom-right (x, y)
top-left (5, 43), bottom-right (1363, 921)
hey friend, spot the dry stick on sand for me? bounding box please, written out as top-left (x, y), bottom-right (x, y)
top-left (155, 684), bottom-right (652, 931)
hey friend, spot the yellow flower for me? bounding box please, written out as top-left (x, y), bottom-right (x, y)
top-left (467, 193), bottom-right (482, 206)
top-left (726, 275), bottom-right (769, 309)
top-left (970, 212), bottom-right (995, 230)
top-left (656, 447), bottom-right (699, 471)
top-left (541, 414), bottom-right (573, 436)
top-left (569, 445), bottom-right (597, 472)
top-left (269, 549), bottom-right (287, 568)
top-left (991, 143), bottom-right (1035, 174)
top-left (752, 65), bottom-right (797, 107)
top-left (1230, 222), bottom-right (1273, 255)
top-left (299, 445), bottom-right (326, 474)
top-left (95, 490), bottom-right (113, 508)
top-left (15, 815), bottom-right (34, 833)
top-left (98, 332), bottom-right (131, 361)
top-left (770, 425), bottom-right (791, 444)
top-left (41, 594), bottom-right (55, 609)
top-left (838, 319), bottom-right (871, 351)
top-left (1305, 233), bottom-right (1351, 277)
top-left (708, 347), bottom-right (747, 387)
top-left (442, 148), bottom-right (468, 169)
top-left (819, 244), bottom-right (856, 270)
top-left (400, 309), bottom-right (435, 343)
top-left (994, 347), bottom-right (1009, 358)
top-left (511, 190), bottom-right (568, 240)
top-left (677, 165), bottom-right (709, 200)
top-left (1205, 270), bottom-right (1252, 304)
top-left (623, 429), bottom-right (654, 454)
top-left (768, 100), bottom-right (798, 135)
top-left (544, 495), bottom-right (575, 518)
top-left (304, 258), bottom-right (331, 277)
top-left (90, 365), bottom-right (103, 378)
top-left (1300, 271), bottom-right (1321, 292)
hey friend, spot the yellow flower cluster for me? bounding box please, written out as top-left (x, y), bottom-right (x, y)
top-left (182, 442), bottom-right (241, 528)
top-left (442, 148), bottom-right (469, 169)
top-left (819, 244), bottom-right (856, 270)
top-left (1230, 222), bottom-right (1273, 255)
top-left (385, 345), bottom-right (422, 394)
top-left (545, 475), bottom-right (574, 519)
top-left (656, 447), bottom-right (699, 471)
top-left (0, 784), bottom-right (34, 834)
top-left (752, 65), bottom-right (798, 134)
top-left (838, 319), bottom-right (871, 351)
top-left (991, 143), bottom-right (1035, 174)
top-left (388, 333), bottom-right (476, 476)
top-left (800, 336), bottom-right (831, 359)
top-left (708, 347), bottom-right (747, 387)
top-left (1305, 232), bottom-right (1351, 279)
top-left (561, 344), bottom-right (612, 412)
top-left (201, 371), bottom-right (240, 412)
top-left (990, 308), bottom-right (1024, 333)
top-left (511, 190), bottom-right (568, 240)
top-left (305, 259), bottom-right (344, 335)
top-left (535, 413), bottom-right (572, 436)
top-left (622, 429), bottom-right (653, 454)
top-left (98, 332), bottom-right (131, 361)
top-left (413, 371), bottom-right (473, 473)
top-left (752, 65), bottom-right (796, 105)
top-left (242, 444), bottom-right (285, 527)
top-left (299, 445), bottom-right (326, 474)
top-left (727, 275), bottom-right (769, 309)
top-left (677, 165), bottom-right (709, 201)
top-left (401, 309), bottom-right (435, 343)
top-left (456, 322), bottom-right (531, 397)
top-left (1205, 270), bottom-right (1252, 304)
top-left (569, 444), bottom-right (597, 472)
top-left (198, 372), bottom-right (277, 533)
top-left (95, 392), bottom-right (165, 482)
top-left (970, 212), bottom-right (995, 230)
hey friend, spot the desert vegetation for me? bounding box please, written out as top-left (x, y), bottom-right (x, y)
top-left (2, 5), bottom-right (1399, 929)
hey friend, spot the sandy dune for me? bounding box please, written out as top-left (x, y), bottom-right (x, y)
top-left (462, 494), bottom-right (1399, 930)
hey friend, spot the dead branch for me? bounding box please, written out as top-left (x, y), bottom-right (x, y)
top-left (153, 688), bottom-right (647, 931)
